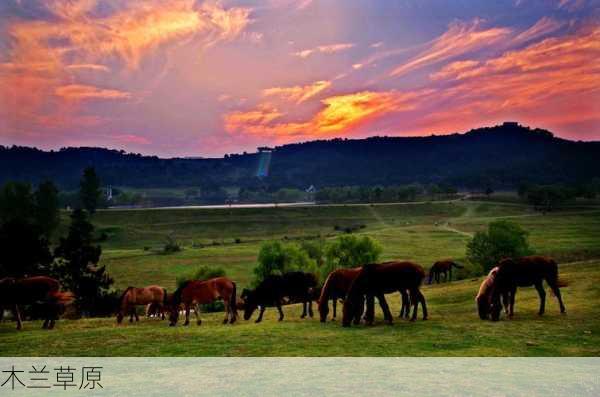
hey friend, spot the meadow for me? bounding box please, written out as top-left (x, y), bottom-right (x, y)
top-left (1, 200), bottom-right (600, 356)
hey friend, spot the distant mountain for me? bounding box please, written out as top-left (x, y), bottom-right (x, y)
top-left (1, 123), bottom-right (599, 190)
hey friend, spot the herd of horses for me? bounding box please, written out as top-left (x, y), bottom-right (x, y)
top-left (0, 256), bottom-right (567, 331)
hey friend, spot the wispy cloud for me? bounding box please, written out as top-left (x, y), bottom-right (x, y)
top-left (262, 80), bottom-right (331, 103)
top-left (293, 43), bottom-right (355, 58)
top-left (55, 84), bottom-right (132, 100)
top-left (390, 19), bottom-right (511, 77)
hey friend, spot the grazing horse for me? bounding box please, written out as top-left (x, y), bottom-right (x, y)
top-left (475, 267), bottom-right (510, 320)
top-left (0, 276), bottom-right (73, 330)
top-left (117, 285), bottom-right (168, 324)
top-left (169, 277), bottom-right (237, 326)
top-left (488, 256), bottom-right (566, 321)
top-left (241, 271), bottom-right (318, 323)
top-left (318, 267), bottom-right (361, 322)
top-left (428, 260), bottom-right (464, 284)
top-left (342, 261), bottom-right (427, 327)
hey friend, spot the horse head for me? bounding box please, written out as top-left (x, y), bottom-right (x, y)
top-left (240, 288), bottom-right (257, 320)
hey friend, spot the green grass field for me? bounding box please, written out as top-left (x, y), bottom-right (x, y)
top-left (1, 201), bottom-right (600, 356)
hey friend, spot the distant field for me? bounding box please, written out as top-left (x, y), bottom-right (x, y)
top-left (2, 200), bottom-right (599, 356)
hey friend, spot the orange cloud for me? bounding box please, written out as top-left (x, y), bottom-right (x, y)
top-left (55, 84), bottom-right (132, 100)
top-left (513, 17), bottom-right (565, 44)
top-left (224, 90), bottom-right (423, 138)
top-left (390, 19), bottom-right (511, 77)
top-left (0, 0), bottom-right (250, 129)
top-left (262, 80), bottom-right (331, 103)
top-left (420, 25), bottom-right (600, 134)
top-left (293, 43), bottom-right (354, 58)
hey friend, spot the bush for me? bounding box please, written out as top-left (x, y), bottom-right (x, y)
top-left (163, 235), bottom-right (182, 254)
top-left (253, 241), bottom-right (316, 284)
top-left (466, 220), bottom-right (533, 273)
top-left (323, 235), bottom-right (381, 278)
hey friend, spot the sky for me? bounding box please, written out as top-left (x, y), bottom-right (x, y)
top-left (0, 0), bottom-right (599, 158)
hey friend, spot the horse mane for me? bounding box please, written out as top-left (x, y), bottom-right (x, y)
top-left (318, 271), bottom-right (335, 307)
top-left (172, 281), bottom-right (191, 305)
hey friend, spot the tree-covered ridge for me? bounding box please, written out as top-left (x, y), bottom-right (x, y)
top-left (1, 123), bottom-right (598, 191)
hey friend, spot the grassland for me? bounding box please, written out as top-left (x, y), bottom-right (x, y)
top-left (1, 200), bottom-right (600, 356)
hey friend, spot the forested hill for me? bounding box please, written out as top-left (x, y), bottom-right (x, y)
top-left (1, 123), bottom-right (599, 190)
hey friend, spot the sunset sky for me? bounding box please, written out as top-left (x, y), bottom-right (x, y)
top-left (1, 0), bottom-right (599, 157)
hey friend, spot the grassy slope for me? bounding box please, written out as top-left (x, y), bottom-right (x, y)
top-left (1, 260), bottom-right (598, 356)
top-left (1, 201), bottom-right (599, 356)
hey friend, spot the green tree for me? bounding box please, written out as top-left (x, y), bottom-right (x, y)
top-left (0, 182), bottom-right (53, 277)
top-left (79, 167), bottom-right (101, 214)
top-left (466, 220), bottom-right (533, 273)
top-left (34, 180), bottom-right (60, 238)
top-left (53, 209), bottom-right (113, 316)
top-left (253, 241), bottom-right (316, 283)
top-left (324, 235), bottom-right (382, 276)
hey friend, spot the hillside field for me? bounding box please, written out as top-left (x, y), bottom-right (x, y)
top-left (1, 200), bottom-right (600, 356)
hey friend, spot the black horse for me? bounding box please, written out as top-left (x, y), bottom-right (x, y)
top-left (241, 272), bottom-right (318, 323)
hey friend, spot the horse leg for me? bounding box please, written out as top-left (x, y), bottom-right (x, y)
top-left (449, 267), bottom-right (453, 282)
top-left (276, 300), bottom-right (284, 321)
top-left (184, 304), bottom-right (190, 326)
top-left (399, 290), bottom-right (408, 318)
top-left (332, 299), bottom-right (337, 320)
top-left (223, 299), bottom-right (230, 324)
top-left (308, 300), bottom-right (314, 318)
top-left (509, 288), bottom-right (517, 318)
top-left (135, 308), bottom-right (140, 322)
top-left (13, 305), bottom-right (22, 330)
top-left (377, 294), bottom-right (393, 325)
top-left (418, 290), bottom-right (428, 320)
top-left (547, 279), bottom-right (566, 314)
top-left (535, 281), bottom-right (546, 316)
top-left (301, 301), bottom-right (307, 319)
top-left (362, 295), bottom-right (374, 325)
top-left (502, 292), bottom-right (510, 314)
top-left (409, 290), bottom-right (419, 321)
top-left (255, 306), bottom-right (266, 323)
top-left (194, 304), bottom-right (202, 326)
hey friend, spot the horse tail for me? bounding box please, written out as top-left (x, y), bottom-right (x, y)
top-left (451, 261), bottom-right (464, 269)
top-left (162, 288), bottom-right (168, 306)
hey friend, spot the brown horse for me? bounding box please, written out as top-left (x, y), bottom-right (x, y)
top-left (488, 256), bottom-right (567, 321)
top-left (169, 277), bottom-right (237, 326)
top-left (0, 276), bottom-right (73, 330)
top-left (475, 267), bottom-right (510, 320)
top-left (318, 267), bottom-right (361, 322)
top-left (318, 267), bottom-right (412, 322)
top-left (428, 260), bottom-right (464, 284)
top-left (342, 261), bottom-right (427, 327)
top-left (117, 285), bottom-right (167, 324)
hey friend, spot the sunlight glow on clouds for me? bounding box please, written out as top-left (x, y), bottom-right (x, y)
top-left (0, 0), bottom-right (598, 156)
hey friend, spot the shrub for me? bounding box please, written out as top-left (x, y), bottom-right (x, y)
top-left (466, 220), bottom-right (533, 273)
top-left (163, 235), bottom-right (182, 254)
top-left (253, 241), bottom-right (316, 284)
top-left (323, 235), bottom-right (381, 278)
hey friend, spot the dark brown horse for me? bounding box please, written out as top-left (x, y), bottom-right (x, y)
top-left (117, 285), bottom-right (168, 323)
top-left (487, 256), bottom-right (566, 321)
top-left (241, 272), bottom-right (318, 323)
top-left (169, 277), bottom-right (237, 326)
top-left (318, 267), bottom-right (411, 322)
top-left (342, 261), bottom-right (427, 327)
top-left (428, 260), bottom-right (464, 284)
top-left (0, 276), bottom-right (73, 330)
